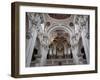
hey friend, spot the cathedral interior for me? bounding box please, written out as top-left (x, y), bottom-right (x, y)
top-left (25, 12), bottom-right (90, 67)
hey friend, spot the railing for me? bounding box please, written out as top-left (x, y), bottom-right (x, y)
top-left (45, 58), bottom-right (74, 66)
top-left (30, 58), bottom-right (74, 66)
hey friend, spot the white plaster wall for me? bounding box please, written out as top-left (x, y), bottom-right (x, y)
top-left (0, 0), bottom-right (100, 80)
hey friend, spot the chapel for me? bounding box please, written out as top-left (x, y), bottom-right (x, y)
top-left (25, 13), bottom-right (89, 67)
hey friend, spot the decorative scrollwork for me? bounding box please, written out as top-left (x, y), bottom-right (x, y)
top-left (75, 15), bottom-right (87, 27)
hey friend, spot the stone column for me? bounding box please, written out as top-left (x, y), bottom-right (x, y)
top-left (26, 13), bottom-right (39, 67)
top-left (64, 44), bottom-right (67, 55)
top-left (78, 15), bottom-right (89, 64)
top-left (49, 47), bottom-right (52, 56)
top-left (53, 44), bottom-right (56, 55)
top-left (26, 26), bottom-right (37, 67)
top-left (71, 45), bottom-right (79, 64)
top-left (68, 48), bottom-right (71, 55)
top-left (39, 45), bottom-right (48, 66)
top-left (81, 27), bottom-right (89, 64)
top-left (39, 33), bottom-right (49, 66)
top-left (70, 34), bottom-right (80, 64)
top-left (26, 13), bottom-right (44, 67)
top-left (72, 15), bottom-right (89, 64)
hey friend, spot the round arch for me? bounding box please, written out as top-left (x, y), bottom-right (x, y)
top-left (47, 25), bottom-right (73, 37)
